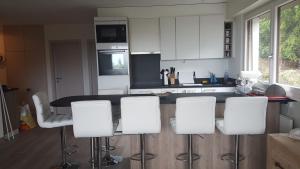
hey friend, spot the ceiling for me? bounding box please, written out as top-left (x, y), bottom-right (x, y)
top-left (0, 0), bottom-right (226, 24)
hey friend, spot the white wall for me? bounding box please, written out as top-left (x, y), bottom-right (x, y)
top-left (161, 59), bottom-right (229, 78)
top-left (0, 26), bottom-right (7, 85)
top-left (226, 0), bottom-right (271, 18)
top-left (282, 102), bottom-right (300, 128)
top-left (97, 3), bottom-right (225, 18)
top-left (44, 24), bottom-right (94, 101)
top-left (0, 25), bottom-right (5, 138)
top-left (228, 16), bottom-right (245, 78)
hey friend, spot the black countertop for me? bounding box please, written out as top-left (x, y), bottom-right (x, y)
top-left (130, 78), bottom-right (236, 89)
top-left (50, 92), bottom-right (291, 107)
top-left (130, 83), bottom-right (236, 89)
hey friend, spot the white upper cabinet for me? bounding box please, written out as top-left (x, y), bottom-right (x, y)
top-left (199, 15), bottom-right (224, 59)
top-left (160, 17), bottom-right (176, 60)
top-left (129, 18), bottom-right (160, 54)
top-left (176, 16), bottom-right (200, 60)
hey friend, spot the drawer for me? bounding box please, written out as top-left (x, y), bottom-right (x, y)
top-left (270, 159), bottom-right (289, 169)
top-left (269, 152), bottom-right (291, 169)
top-left (130, 89), bottom-right (161, 94)
top-left (177, 88), bottom-right (202, 93)
top-left (161, 88), bottom-right (178, 93)
top-left (202, 87), bottom-right (235, 93)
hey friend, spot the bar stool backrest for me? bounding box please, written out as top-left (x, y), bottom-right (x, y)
top-left (176, 96), bottom-right (216, 134)
top-left (32, 92), bottom-right (51, 128)
top-left (223, 97), bottom-right (268, 135)
top-left (121, 96), bottom-right (161, 134)
top-left (71, 100), bottom-right (113, 138)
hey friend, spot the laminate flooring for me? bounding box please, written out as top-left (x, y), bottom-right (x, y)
top-left (0, 127), bottom-right (129, 169)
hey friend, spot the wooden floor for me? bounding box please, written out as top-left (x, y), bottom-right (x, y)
top-left (0, 127), bottom-right (129, 169)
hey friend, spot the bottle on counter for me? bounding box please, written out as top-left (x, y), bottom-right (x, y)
top-left (224, 72), bottom-right (229, 84)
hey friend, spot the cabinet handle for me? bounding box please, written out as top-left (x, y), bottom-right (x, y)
top-left (275, 162), bottom-right (284, 169)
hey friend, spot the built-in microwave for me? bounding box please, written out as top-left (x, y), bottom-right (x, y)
top-left (94, 17), bottom-right (128, 50)
top-left (96, 24), bottom-right (126, 43)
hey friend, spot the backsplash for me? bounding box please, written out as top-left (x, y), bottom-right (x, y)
top-left (160, 59), bottom-right (229, 78)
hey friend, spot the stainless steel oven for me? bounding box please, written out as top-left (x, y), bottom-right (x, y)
top-left (97, 49), bottom-right (129, 75)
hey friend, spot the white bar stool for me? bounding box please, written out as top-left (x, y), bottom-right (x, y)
top-left (216, 97), bottom-right (268, 169)
top-left (170, 96), bottom-right (216, 169)
top-left (71, 100), bottom-right (116, 169)
top-left (32, 92), bottom-right (78, 169)
top-left (121, 96), bottom-right (161, 169)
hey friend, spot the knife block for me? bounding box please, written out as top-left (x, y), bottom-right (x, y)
top-left (169, 74), bottom-right (176, 85)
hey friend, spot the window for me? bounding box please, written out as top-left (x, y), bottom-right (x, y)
top-left (246, 12), bottom-right (272, 83)
top-left (277, 1), bottom-right (300, 87)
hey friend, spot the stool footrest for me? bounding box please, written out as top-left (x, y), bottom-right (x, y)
top-left (221, 153), bottom-right (245, 163)
top-left (176, 153), bottom-right (200, 161)
top-left (102, 155), bottom-right (119, 166)
top-left (130, 153), bottom-right (156, 161)
top-left (102, 145), bottom-right (116, 152)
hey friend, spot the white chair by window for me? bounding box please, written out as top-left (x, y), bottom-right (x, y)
top-left (121, 96), bottom-right (161, 169)
top-left (216, 96), bottom-right (268, 169)
top-left (32, 92), bottom-right (78, 169)
top-left (170, 96), bottom-right (216, 169)
top-left (71, 100), bottom-right (119, 169)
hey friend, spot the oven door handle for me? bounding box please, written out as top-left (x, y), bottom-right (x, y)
top-left (98, 50), bottom-right (127, 54)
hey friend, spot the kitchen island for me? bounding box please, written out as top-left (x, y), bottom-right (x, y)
top-left (50, 93), bottom-right (290, 169)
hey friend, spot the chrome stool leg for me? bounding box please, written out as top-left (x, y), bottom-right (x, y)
top-left (130, 134), bottom-right (155, 169)
top-left (221, 135), bottom-right (245, 169)
top-left (102, 137), bottom-right (118, 166)
top-left (95, 138), bottom-right (102, 169)
top-left (175, 135), bottom-right (200, 169)
top-left (90, 138), bottom-right (96, 169)
top-left (58, 127), bottom-right (79, 169)
top-left (234, 135), bottom-right (239, 169)
top-left (141, 134), bottom-right (145, 169)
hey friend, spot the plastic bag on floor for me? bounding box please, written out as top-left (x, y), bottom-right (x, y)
top-left (19, 104), bottom-right (37, 131)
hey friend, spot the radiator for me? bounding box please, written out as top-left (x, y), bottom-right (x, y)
top-left (280, 114), bottom-right (293, 133)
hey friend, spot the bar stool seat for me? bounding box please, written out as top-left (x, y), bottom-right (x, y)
top-left (121, 96), bottom-right (161, 169)
top-left (71, 100), bottom-right (117, 169)
top-left (32, 92), bottom-right (78, 169)
top-left (216, 96), bottom-right (268, 169)
top-left (170, 96), bottom-right (216, 169)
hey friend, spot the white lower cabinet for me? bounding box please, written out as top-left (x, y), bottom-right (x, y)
top-left (130, 88), bottom-right (162, 94)
top-left (130, 87), bottom-right (235, 94)
top-left (201, 87), bottom-right (235, 93)
top-left (177, 88), bottom-right (202, 93)
top-left (161, 88), bottom-right (178, 93)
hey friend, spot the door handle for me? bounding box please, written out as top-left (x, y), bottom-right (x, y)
top-left (56, 77), bottom-right (62, 83)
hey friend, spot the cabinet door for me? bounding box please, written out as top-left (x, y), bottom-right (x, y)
top-left (200, 15), bottom-right (224, 59)
top-left (160, 17), bottom-right (176, 60)
top-left (176, 16), bottom-right (200, 60)
top-left (129, 18), bottom-right (160, 53)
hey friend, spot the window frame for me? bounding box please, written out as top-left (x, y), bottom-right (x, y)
top-left (245, 10), bottom-right (272, 84)
top-left (244, 0), bottom-right (300, 100)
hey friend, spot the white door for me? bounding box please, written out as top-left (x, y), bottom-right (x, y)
top-left (176, 16), bottom-right (200, 60)
top-left (51, 41), bottom-right (84, 113)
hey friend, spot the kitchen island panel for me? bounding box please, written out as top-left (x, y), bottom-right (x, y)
top-left (108, 103), bottom-right (279, 169)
